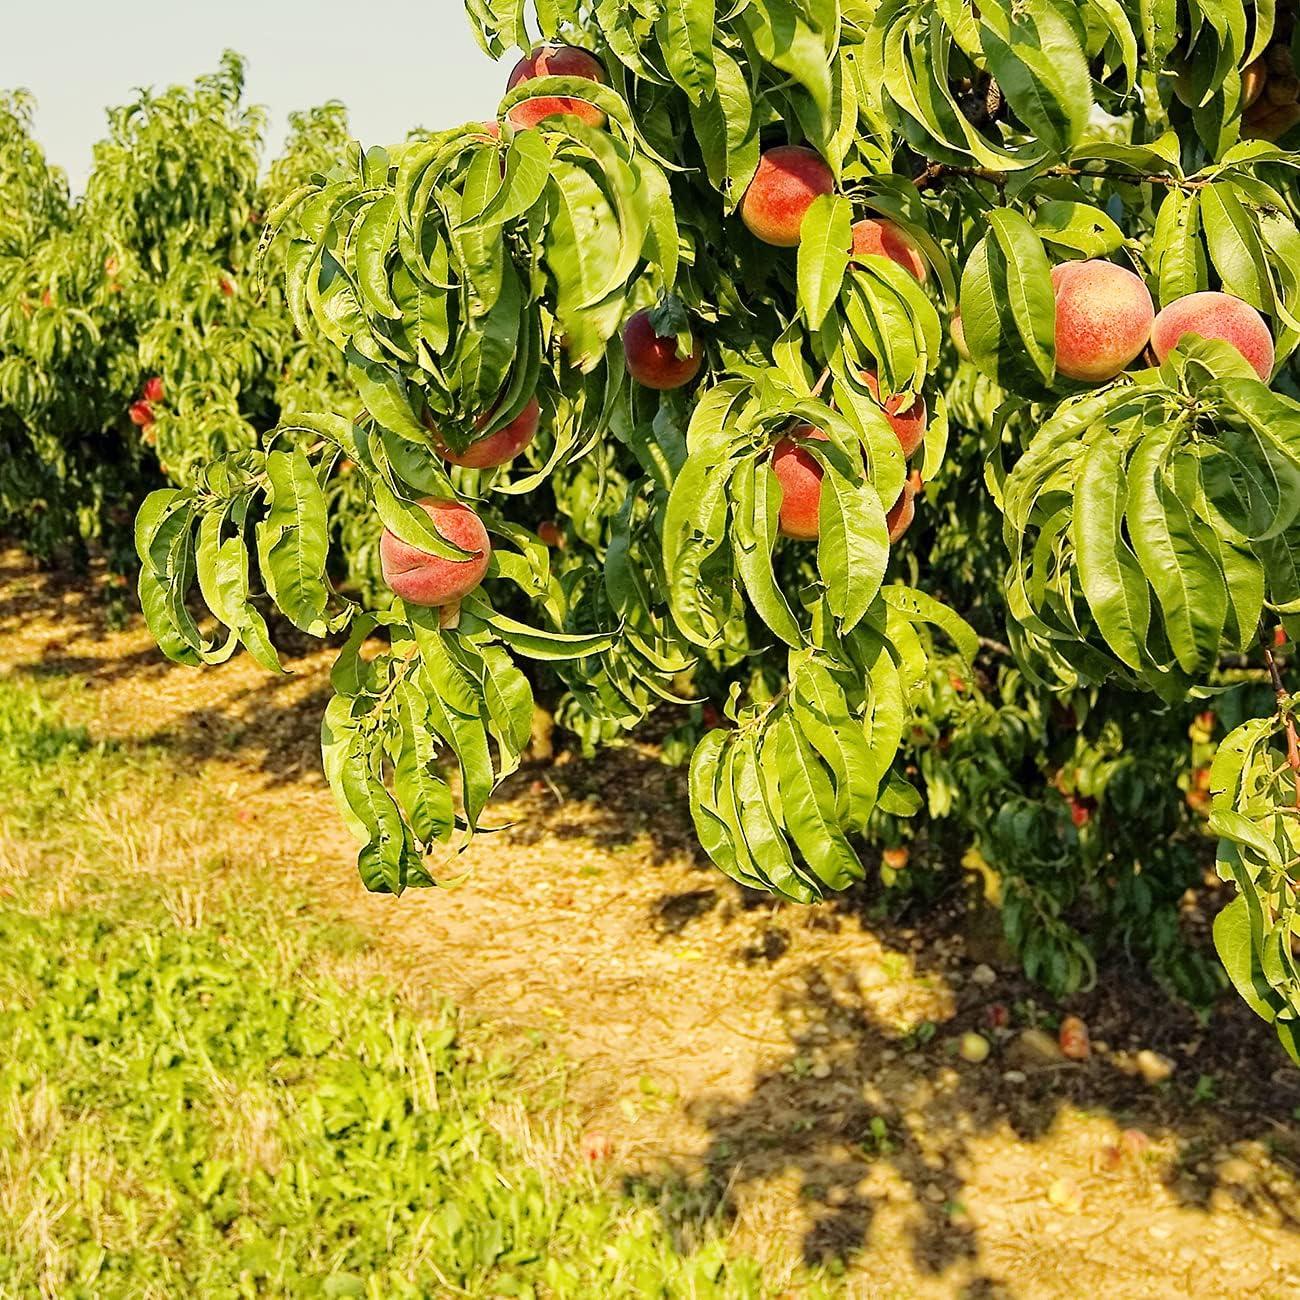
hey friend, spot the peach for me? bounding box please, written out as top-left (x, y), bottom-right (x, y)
top-left (771, 425), bottom-right (829, 539)
top-left (887, 471), bottom-right (923, 543)
top-left (380, 498), bottom-right (491, 606)
top-left (426, 397), bottom-right (540, 469)
top-left (952, 312), bottom-right (971, 361)
top-left (861, 370), bottom-right (927, 458)
top-left (739, 146), bottom-right (834, 248)
top-left (1242, 58), bottom-right (1267, 109)
top-left (1151, 291), bottom-right (1274, 380)
top-left (1051, 260), bottom-right (1154, 383)
top-left (623, 309), bottom-right (703, 390)
top-left (506, 45), bottom-right (606, 130)
top-left (850, 217), bottom-right (927, 282)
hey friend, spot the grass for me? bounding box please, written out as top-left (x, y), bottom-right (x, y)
top-left (0, 673), bottom-right (829, 1298)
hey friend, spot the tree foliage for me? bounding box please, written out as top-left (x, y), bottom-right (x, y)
top-left (0, 54), bottom-right (353, 573)
top-left (8, 9), bottom-right (1300, 1052)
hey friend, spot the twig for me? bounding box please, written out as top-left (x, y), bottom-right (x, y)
top-left (810, 366), bottom-right (833, 400)
top-left (1263, 631), bottom-right (1300, 808)
top-left (912, 162), bottom-right (1206, 194)
top-left (977, 635), bottom-right (1014, 659)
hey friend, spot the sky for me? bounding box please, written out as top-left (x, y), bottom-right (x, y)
top-left (2, 1), bottom-right (505, 191)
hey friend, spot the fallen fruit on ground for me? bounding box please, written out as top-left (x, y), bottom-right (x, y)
top-left (1059, 1015), bottom-right (1091, 1061)
top-left (380, 498), bottom-right (491, 607)
top-left (740, 146), bottom-right (834, 247)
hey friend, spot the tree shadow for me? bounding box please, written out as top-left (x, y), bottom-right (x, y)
top-left (634, 903), bottom-right (1300, 1289)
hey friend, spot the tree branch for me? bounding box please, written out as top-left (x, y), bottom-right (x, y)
top-left (912, 162), bottom-right (1207, 194)
top-left (1263, 631), bottom-right (1300, 809)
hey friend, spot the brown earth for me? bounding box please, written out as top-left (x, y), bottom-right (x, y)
top-left (3, 546), bottom-right (1300, 1299)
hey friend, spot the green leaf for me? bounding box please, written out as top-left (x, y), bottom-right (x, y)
top-left (732, 457), bottom-right (805, 648)
top-left (978, 0), bottom-right (1092, 155)
top-left (656, 0), bottom-right (717, 103)
top-left (798, 194), bottom-right (853, 331)
top-left (817, 458), bottom-right (889, 635)
top-left (254, 450), bottom-right (335, 637)
top-left (773, 712), bottom-right (865, 891)
top-left (1073, 429), bottom-right (1152, 672)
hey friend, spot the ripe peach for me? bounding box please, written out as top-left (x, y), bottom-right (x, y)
top-left (143, 376), bottom-right (164, 404)
top-left (739, 146), bottom-right (834, 248)
top-left (861, 370), bottom-right (927, 458)
top-left (887, 471), bottom-right (923, 543)
top-left (380, 498), bottom-right (491, 606)
top-left (623, 309), bottom-right (703, 390)
top-left (1051, 260), bottom-right (1154, 383)
top-left (849, 217), bottom-right (927, 282)
top-left (1150, 291), bottom-right (1274, 381)
top-left (506, 45), bottom-right (606, 130)
top-left (537, 520), bottom-right (564, 548)
top-left (129, 400), bottom-right (155, 427)
top-left (427, 397), bottom-right (540, 469)
top-left (771, 424), bottom-right (828, 539)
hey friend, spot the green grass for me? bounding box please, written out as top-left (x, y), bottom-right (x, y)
top-left (0, 675), bottom-right (825, 1298)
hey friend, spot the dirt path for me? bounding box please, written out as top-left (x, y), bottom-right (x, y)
top-left (4, 547), bottom-right (1300, 1298)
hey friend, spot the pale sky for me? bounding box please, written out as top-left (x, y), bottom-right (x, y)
top-left (2, 1), bottom-right (505, 191)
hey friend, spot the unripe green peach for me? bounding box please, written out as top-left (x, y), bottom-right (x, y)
top-left (740, 146), bottom-right (835, 248)
top-left (1051, 260), bottom-right (1154, 383)
top-left (951, 312), bottom-right (971, 362)
top-left (1150, 291), bottom-right (1275, 381)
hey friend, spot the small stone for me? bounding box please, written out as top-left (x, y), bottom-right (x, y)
top-left (1216, 1156), bottom-right (1254, 1186)
top-left (1135, 1049), bottom-right (1175, 1085)
top-left (924, 1183), bottom-right (946, 1204)
top-left (1047, 1177), bottom-right (1083, 1213)
top-left (958, 1032), bottom-right (991, 1063)
top-left (880, 1049), bottom-right (898, 1063)
top-left (971, 964), bottom-right (997, 986)
top-left (1008, 1028), bottom-right (1064, 1068)
top-left (811, 1062), bottom-right (832, 1080)
top-left (1003, 1069), bottom-right (1028, 1084)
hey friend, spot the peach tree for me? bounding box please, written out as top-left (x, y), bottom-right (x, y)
top-left (137, 3), bottom-right (1300, 1053)
top-left (0, 56), bottom-right (354, 574)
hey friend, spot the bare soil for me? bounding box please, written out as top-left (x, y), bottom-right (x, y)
top-left (4, 546), bottom-right (1300, 1299)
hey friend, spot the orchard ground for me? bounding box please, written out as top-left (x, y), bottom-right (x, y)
top-left (3, 548), bottom-right (1300, 1298)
